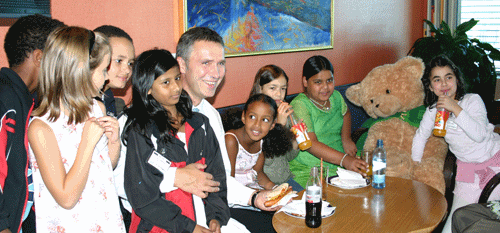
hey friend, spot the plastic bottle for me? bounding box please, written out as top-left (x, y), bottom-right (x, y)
top-left (289, 112), bottom-right (312, 150)
top-left (372, 139), bottom-right (387, 189)
top-left (305, 166), bottom-right (322, 228)
top-left (433, 107), bottom-right (449, 137)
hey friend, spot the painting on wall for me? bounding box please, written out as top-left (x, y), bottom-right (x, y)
top-left (184, 0), bottom-right (334, 57)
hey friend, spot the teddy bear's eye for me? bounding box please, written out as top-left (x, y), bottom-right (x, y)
top-left (386, 89), bottom-right (391, 94)
top-left (370, 99), bottom-right (374, 103)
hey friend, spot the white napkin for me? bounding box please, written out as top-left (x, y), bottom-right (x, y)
top-left (332, 168), bottom-right (367, 188)
top-left (278, 196), bottom-right (336, 218)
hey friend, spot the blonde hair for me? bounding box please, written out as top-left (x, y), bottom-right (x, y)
top-left (35, 26), bottom-right (111, 124)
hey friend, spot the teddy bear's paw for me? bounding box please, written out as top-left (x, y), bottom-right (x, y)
top-left (412, 166), bottom-right (446, 194)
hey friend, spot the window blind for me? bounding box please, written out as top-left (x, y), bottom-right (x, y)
top-left (461, 0), bottom-right (500, 72)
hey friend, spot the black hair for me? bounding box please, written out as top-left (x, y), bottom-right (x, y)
top-left (94, 25), bottom-right (133, 43)
top-left (422, 54), bottom-right (466, 108)
top-left (122, 49), bottom-right (192, 145)
top-left (302, 55), bottom-right (334, 80)
top-left (176, 27), bottom-right (224, 61)
top-left (4, 14), bottom-right (65, 67)
top-left (233, 94), bottom-right (293, 158)
top-left (249, 64), bottom-right (289, 98)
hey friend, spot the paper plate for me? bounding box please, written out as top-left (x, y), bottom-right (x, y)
top-left (329, 177), bottom-right (369, 189)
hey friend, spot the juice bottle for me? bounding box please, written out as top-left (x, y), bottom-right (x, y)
top-left (433, 107), bottom-right (449, 137)
top-left (290, 112), bottom-right (312, 150)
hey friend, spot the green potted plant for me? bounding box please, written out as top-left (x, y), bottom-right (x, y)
top-left (408, 19), bottom-right (500, 104)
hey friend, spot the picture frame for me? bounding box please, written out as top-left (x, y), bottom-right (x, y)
top-left (183, 0), bottom-right (334, 57)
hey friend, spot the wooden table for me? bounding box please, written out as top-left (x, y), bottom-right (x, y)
top-left (273, 176), bottom-right (447, 233)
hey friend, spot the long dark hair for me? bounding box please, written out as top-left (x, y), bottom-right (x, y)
top-left (302, 55), bottom-right (334, 80)
top-left (122, 49), bottom-right (192, 145)
top-left (422, 54), bottom-right (466, 108)
top-left (231, 94), bottom-right (293, 158)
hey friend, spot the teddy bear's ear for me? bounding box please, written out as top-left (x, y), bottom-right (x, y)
top-left (346, 84), bottom-right (362, 106)
top-left (398, 56), bottom-right (425, 80)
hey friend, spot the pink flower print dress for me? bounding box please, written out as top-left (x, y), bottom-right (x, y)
top-left (225, 132), bottom-right (263, 189)
top-left (29, 100), bottom-right (125, 233)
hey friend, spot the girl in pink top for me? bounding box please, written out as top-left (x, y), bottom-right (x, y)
top-left (411, 55), bottom-right (500, 233)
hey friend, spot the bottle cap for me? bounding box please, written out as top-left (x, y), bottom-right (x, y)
top-left (377, 139), bottom-right (383, 147)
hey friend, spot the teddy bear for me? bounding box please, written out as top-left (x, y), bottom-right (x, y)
top-left (345, 56), bottom-right (448, 194)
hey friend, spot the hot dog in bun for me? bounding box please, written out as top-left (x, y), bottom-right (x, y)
top-left (264, 183), bottom-right (293, 207)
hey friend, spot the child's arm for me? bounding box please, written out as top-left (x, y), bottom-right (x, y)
top-left (124, 130), bottom-right (196, 232)
top-left (253, 152), bottom-right (275, 190)
top-left (306, 133), bottom-right (366, 173)
top-left (411, 108), bottom-right (434, 162)
top-left (276, 101), bottom-right (293, 126)
top-left (341, 108), bottom-right (357, 156)
top-left (224, 133), bottom-right (238, 177)
top-left (28, 117), bottom-right (104, 209)
top-left (96, 101), bottom-right (120, 168)
top-left (449, 95), bottom-right (491, 142)
top-left (97, 115), bottom-right (120, 168)
top-left (208, 220), bottom-right (221, 233)
top-left (204, 123), bottom-right (230, 227)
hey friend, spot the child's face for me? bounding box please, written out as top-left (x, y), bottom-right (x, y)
top-left (429, 65), bottom-right (457, 99)
top-left (148, 66), bottom-right (182, 111)
top-left (261, 76), bottom-right (287, 104)
top-left (92, 53), bottom-right (111, 92)
top-left (106, 37), bottom-right (135, 90)
top-left (242, 101), bottom-right (275, 142)
top-left (303, 70), bottom-right (334, 103)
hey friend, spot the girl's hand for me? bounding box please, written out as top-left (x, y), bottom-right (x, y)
top-left (97, 116), bottom-right (120, 144)
top-left (276, 101), bottom-right (293, 126)
top-left (343, 155), bottom-right (368, 176)
top-left (209, 219), bottom-right (221, 233)
top-left (82, 117), bottom-right (105, 146)
top-left (342, 139), bottom-right (357, 157)
top-left (436, 94), bottom-right (462, 116)
top-left (193, 225), bottom-right (213, 233)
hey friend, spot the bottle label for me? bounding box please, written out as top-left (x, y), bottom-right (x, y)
top-left (306, 185), bottom-right (322, 203)
top-left (292, 122), bottom-right (309, 144)
top-left (434, 110), bottom-right (449, 130)
top-left (372, 160), bottom-right (386, 172)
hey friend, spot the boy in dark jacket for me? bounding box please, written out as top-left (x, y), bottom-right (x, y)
top-left (0, 14), bottom-right (64, 233)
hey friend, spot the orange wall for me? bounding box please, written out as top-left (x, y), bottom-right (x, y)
top-left (0, 0), bottom-right (426, 108)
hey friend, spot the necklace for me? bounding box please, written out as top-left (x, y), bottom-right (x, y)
top-left (309, 97), bottom-right (330, 111)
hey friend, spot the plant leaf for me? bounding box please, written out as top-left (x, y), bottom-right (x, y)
top-left (455, 18), bottom-right (478, 35)
top-left (441, 21), bottom-right (452, 37)
top-left (489, 49), bottom-right (500, 61)
top-left (424, 19), bottom-right (439, 34)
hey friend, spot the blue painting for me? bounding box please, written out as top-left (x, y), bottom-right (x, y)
top-left (185, 0), bottom-right (333, 56)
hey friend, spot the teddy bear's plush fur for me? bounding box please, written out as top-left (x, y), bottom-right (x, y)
top-left (346, 56), bottom-right (448, 194)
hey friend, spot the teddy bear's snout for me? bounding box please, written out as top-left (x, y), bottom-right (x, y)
top-left (370, 99), bottom-right (380, 108)
top-left (369, 96), bottom-right (401, 118)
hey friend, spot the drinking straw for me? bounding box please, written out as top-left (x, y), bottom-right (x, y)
top-left (320, 158), bottom-right (323, 185)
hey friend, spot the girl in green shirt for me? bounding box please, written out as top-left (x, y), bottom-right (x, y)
top-left (290, 55), bottom-right (368, 187)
